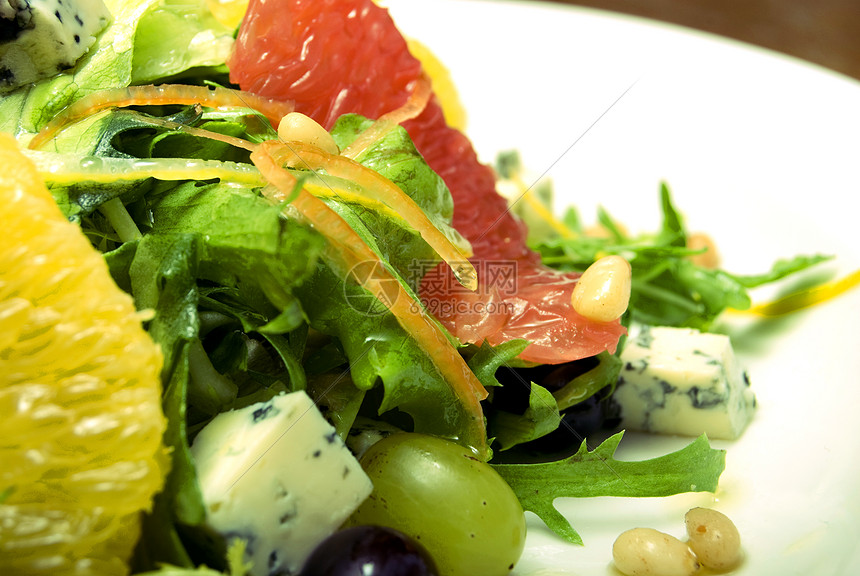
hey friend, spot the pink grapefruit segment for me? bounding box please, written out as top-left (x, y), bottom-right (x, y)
top-left (228, 0), bottom-right (625, 363)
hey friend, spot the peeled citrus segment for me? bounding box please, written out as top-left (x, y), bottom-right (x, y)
top-left (0, 133), bottom-right (168, 576)
top-left (406, 38), bottom-right (467, 131)
top-left (229, 0), bottom-right (627, 363)
top-left (207, 0), bottom-right (249, 29)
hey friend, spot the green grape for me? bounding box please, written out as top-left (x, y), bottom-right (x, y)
top-left (347, 433), bottom-right (526, 576)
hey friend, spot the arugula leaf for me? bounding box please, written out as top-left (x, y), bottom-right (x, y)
top-left (732, 254), bottom-right (832, 288)
top-left (551, 351), bottom-right (622, 411)
top-left (489, 382), bottom-right (561, 451)
top-left (481, 352), bottom-right (620, 453)
top-left (467, 339), bottom-right (531, 389)
top-left (656, 181), bottom-right (686, 246)
top-left (504, 161), bottom-right (830, 329)
top-left (196, 289), bottom-right (307, 397)
top-left (491, 433), bottom-right (726, 545)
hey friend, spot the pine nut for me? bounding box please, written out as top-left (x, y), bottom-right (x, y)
top-left (584, 221), bottom-right (629, 240)
top-left (685, 507), bottom-right (742, 570)
top-left (612, 527), bottom-right (699, 576)
top-left (277, 112), bottom-right (340, 155)
top-left (687, 232), bottom-right (720, 269)
top-left (571, 255), bottom-right (632, 322)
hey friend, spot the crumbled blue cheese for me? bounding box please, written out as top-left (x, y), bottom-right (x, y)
top-left (613, 326), bottom-right (756, 440)
top-left (191, 391), bottom-right (373, 576)
top-left (0, 0), bottom-right (111, 92)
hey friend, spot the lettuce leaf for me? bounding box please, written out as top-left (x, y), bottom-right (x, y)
top-left (131, 0), bottom-right (234, 84)
top-left (112, 236), bottom-right (205, 570)
top-left (142, 180), bottom-right (324, 312)
top-left (1, 0), bottom-right (233, 137)
top-left (105, 183), bottom-right (325, 570)
top-left (328, 114), bottom-right (471, 288)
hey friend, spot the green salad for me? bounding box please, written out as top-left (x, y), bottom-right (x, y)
top-left (0, 0), bottom-right (831, 574)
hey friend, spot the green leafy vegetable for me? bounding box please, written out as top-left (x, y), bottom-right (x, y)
top-left (293, 257), bottom-right (482, 447)
top-left (131, 0), bottom-right (234, 84)
top-left (467, 339), bottom-right (530, 389)
top-left (492, 433), bottom-right (726, 545)
top-left (0, 0), bottom-right (233, 137)
top-left (502, 160), bottom-right (831, 329)
top-left (489, 382), bottom-right (560, 451)
top-left (136, 538), bottom-right (252, 576)
top-left (1, 0), bottom-right (788, 560)
top-left (0, 486), bottom-right (14, 504)
top-left (552, 350), bottom-right (622, 411)
top-left (329, 114), bottom-right (470, 287)
top-left (118, 236), bottom-right (206, 570)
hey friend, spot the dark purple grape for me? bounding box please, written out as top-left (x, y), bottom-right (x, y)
top-left (298, 525), bottom-right (439, 576)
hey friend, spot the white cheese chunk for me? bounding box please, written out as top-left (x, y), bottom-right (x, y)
top-left (613, 326), bottom-right (756, 440)
top-left (191, 391), bottom-right (373, 576)
top-left (1, 0), bottom-right (111, 92)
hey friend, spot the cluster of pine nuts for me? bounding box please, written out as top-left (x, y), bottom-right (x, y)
top-left (612, 507), bottom-right (742, 576)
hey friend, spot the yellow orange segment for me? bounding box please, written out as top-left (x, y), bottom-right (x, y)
top-left (207, 0), bottom-right (249, 29)
top-left (406, 38), bottom-right (468, 131)
top-left (0, 133), bottom-right (168, 575)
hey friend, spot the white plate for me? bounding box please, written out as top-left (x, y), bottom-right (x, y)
top-left (384, 1), bottom-right (860, 574)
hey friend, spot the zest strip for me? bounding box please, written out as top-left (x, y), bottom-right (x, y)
top-left (28, 85), bottom-right (295, 150)
top-left (253, 140), bottom-right (490, 459)
top-left (28, 84), bottom-right (475, 290)
top-left (341, 74), bottom-right (433, 159)
top-left (267, 140), bottom-right (476, 290)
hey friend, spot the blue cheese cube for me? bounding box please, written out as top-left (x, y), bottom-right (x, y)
top-left (614, 326), bottom-right (756, 440)
top-left (0, 0), bottom-right (112, 91)
top-left (191, 391), bottom-right (373, 576)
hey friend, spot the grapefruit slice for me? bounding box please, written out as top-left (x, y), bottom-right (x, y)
top-left (228, 0), bottom-right (625, 363)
